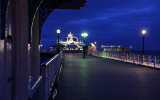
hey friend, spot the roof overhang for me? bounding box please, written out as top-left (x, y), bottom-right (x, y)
top-left (56, 0), bottom-right (87, 9)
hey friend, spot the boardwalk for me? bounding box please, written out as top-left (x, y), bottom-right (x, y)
top-left (55, 53), bottom-right (160, 100)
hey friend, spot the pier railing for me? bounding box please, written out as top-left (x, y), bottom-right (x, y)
top-left (40, 51), bottom-right (63, 100)
top-left (91, 51), bottom-right (160, 68)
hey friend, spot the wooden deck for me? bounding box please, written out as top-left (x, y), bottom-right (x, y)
top-left (55, 53), bottom-right (160, 100)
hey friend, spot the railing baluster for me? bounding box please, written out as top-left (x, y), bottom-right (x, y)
top-left (40, 52), bottom-right (63, 100)
top-left (93, 51), bottom-right (160, 69)
top-left (154, 56), bottom-right (156, 68)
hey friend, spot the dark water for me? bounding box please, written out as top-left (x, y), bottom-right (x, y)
top-left (40, 57), bottom-right (51, 64)
top-left (40, 52), bottom-right (57, 64)
top-left (40, 50), bottom-right (160, 64)
top-left (131, 50), bottom-right (160, 56)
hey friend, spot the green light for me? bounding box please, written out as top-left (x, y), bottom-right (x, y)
top-left (31, 0), bottom-right (44, 43)
top-left (81, 33), bottom-right (88, 38)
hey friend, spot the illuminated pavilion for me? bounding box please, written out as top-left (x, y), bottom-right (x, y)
top-left (50, 31), bottom-right (97, 53)
top-left (60, 31), bottom-right (84, 50)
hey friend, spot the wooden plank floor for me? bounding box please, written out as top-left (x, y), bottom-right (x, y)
top-left (55, 53), bottom-right (160, 100)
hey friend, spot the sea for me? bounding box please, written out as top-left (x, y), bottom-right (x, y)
top-left (131, 50), bottom-right (160, 56)
top-left (40, 50), bottom-right (160, 64)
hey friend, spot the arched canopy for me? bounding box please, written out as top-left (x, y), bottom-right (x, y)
top-left (0, 0), bottom-right (87, 42)
top-left (29, 0), bottom-right (87, 43)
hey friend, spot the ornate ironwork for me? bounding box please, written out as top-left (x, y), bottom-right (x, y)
top-left (29, 0), bottom-right (43, 43)
top-left (39, 0), bottom-right (87, 35)
top-left (39, 7), bottom-right (53, 43)
top-left (29, 0), bottom-right (87, 43)
top-left (0, 0), bottom-right (87, 41)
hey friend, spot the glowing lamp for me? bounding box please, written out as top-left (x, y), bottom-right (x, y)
top-left (57, 29), bottom-right (60, 34)
top-left (142, 30), bottom-right (146, 35)
top-left (81, 33), bottom-right (88, 38)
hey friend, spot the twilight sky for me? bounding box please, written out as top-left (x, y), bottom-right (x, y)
top-left (41, 0), bottom-right (160, 50)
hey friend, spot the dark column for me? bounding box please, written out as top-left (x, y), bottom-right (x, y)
top-left (11, 0), bottom-right (29, 99)
top-left (142, 36), bottom-right (144, 55)
top-left (31, 12), bottom-right (40, 76)
top-left (83, 38), bottom-right (85, 59)
top-left (57, 33), bottom-right (60, 53)
top-left (0, 1), bottom-right (5, 100)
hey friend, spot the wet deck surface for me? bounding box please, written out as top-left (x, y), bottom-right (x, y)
top-left (55, 53), bottom-right (160, 100)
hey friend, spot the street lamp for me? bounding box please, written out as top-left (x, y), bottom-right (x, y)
top-left (81, 32), bottom-right (88, 59)
top-left (57, 29), bottom-right (60, 53)
top-left (141, 29), bottom-right (146, 55)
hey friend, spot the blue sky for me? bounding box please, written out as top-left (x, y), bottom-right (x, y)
top-left (41, 0), bottom-right (160, 50)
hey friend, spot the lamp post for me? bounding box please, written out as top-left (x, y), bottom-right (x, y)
top-left (57, 29), bottom-right (60, 53)
top-left (142, 29), bottom-right (146, 55)
top-left (81, 32), bottom-right (88, 59)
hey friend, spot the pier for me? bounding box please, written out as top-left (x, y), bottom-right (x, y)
top-left (1, 0), bottom-right (160, 100)
top-left (55, 53), bottom-right (160, 100)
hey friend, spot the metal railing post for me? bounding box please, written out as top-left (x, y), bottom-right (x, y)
top-left (154, 56), bottom-right (156, 68)
top-left (40, 52), bottom-right (63, 100)
top-left (92, 51), bottom-right (160, 69)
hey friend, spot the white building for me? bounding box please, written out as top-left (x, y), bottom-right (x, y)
top-left (60, 31), bottom-right (84, 49)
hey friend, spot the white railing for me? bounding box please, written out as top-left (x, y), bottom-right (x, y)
top-left (92, 52), bottom-right (160, 69)
top-left (40, 52), bottom-right (63, 100)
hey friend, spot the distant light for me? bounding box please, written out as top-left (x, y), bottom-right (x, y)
top-left (142, 30), bottom-right (146, 35)
top-left (28, 44), bottom-right (31, 49)
top-left (101, 45), bottom-right (104, 48)
top-left (95, 42), bottom-right (97, 44)
top-left (28, 44), bottom-right (30, 47)
top-left (57, 29), bottom-right (60, 34)
top-left (118, 46), bottom-right (121, 48)
top-left (81, 32), bottom-right (88, 38)
top-left (40, 44), bottom-right (42, 47)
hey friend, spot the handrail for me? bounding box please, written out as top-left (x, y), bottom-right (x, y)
top-left (40, 51), bottom-right (63, 100)
top-left (41, 51), bottom-right (62, 66)
top-left (92, 51), bottom-right (160, 69)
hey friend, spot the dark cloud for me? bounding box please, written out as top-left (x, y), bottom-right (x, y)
top-left (42, 0), bottom-right (160, 50)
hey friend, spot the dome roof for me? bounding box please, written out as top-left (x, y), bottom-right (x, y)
top-left (62, 31), bottom-right (78, 42)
